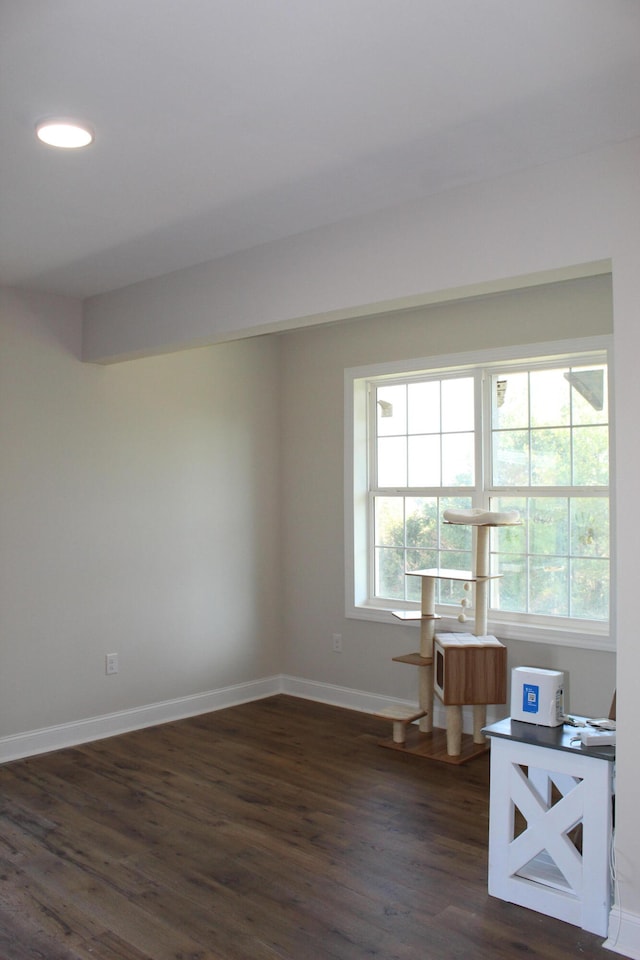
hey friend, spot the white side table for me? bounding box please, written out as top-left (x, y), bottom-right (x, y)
top-left (483, 717), bottom-right (615, 937)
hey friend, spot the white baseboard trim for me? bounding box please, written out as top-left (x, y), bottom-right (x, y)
top-left (280, 674), bottom-right (506, 731)
top-left (0, 673), bottom-right (508, 764)
top-left (281, 674), bottom-right (424, 717)
top-left (604, 907), bottom-right (640, 959)
top-left (0, 675), bottom-right (283, 763)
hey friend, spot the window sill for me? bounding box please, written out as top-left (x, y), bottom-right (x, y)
top-left (346, 604), bottom-right (614, 652)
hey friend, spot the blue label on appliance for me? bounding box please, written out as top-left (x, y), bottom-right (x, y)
top-left (523, 683), bottom-right (539, 714)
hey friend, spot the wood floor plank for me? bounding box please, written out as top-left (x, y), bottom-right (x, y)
top-left (74, 930), bottom-right (156, 960)
top-left (0, 901), bottom-right (86, 960)
top-left (0, 696), bottom-right (610, 959)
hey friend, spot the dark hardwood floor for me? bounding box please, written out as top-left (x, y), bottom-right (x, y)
top-left (0, 695), bottom-right (609, 959)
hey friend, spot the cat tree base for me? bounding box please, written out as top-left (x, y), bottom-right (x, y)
top-left (378, 724), bottom-right (490, 765)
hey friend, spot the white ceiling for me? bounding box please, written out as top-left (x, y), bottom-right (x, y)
top-left (2, 0), bottom-right (639, 299)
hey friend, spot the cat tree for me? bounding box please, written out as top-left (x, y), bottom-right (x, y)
top-left (378, 508), bottom-right (519, 763)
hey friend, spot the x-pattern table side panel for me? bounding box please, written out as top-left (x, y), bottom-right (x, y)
top-left (508, 760), bottom-right (584, 895)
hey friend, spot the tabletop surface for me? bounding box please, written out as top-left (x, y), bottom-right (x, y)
top-left (483, 716), bottom-right (615, 761)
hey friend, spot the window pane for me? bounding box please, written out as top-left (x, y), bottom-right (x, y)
top-left (408, 435), bottom-right (441, 486)
top-left (438, 551), bottom-right (473, 575)
top-left (490, 496), bottom-right (527, 554)
top-left (408, 381), bottom-right (440, 434)
top-left (406, 548), bottom-right (437, 573)
top-left (571, 558), bottom-right (609, 620)
top-left (375, 547), bottom-right (405, 599)
top-left (492, 371), bottom-right (528, 430)
top-left (531, 428), bottom-right (570, 485)
top-left (374, 497), bottom-right (404, 546)
top-left (405, 498), bottom-right (438, 548)
top-left (568, 366), bottom-right (608, 425)
top-left (493, 429), bottom-right (529, 485)
top-left (441, 520), bottom-right (472, 552)
top-left (572, 425), bottom-right (608, 486)
top-left (530, 368), bottom-right (570, 427)
top-left (377, 436), bottom-right (406, 486)
top-left (376, 384), bottom-right (406, 436)
top-left (530, 498), bottom-right (569, 556)
top-left (406, 550), bottom-right (438, 600)
top-left (442, 433), bottom-right (474, 485)
top-left (438, 563), bottom-right (473, 606)
top-left (570, 498), bottom-right (609, 558)
top-left (441, 377), bottom-right (474, 432)
top-left (489, 496), bottom-right (526, 612)
top-left (440, 496), bottom-right (473, 551)
top-left (530, 557), bottom-right (568, 616)
top-left (492, 555), bottom-right (526, 612)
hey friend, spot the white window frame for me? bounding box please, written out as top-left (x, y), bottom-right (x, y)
top-left (345, 336), bottom-right (614, 651)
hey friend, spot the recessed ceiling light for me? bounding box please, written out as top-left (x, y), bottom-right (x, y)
top-left (36, 118), bottom-right (94, 149)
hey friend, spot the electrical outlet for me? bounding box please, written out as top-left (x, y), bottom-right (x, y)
top-left (105, 653), bottom-right (119, 675)
top-left (332, 633), bottom-right (342, 653)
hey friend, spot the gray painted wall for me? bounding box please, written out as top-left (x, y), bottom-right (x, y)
top-left (279, 276), bottom-right (615, 718)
